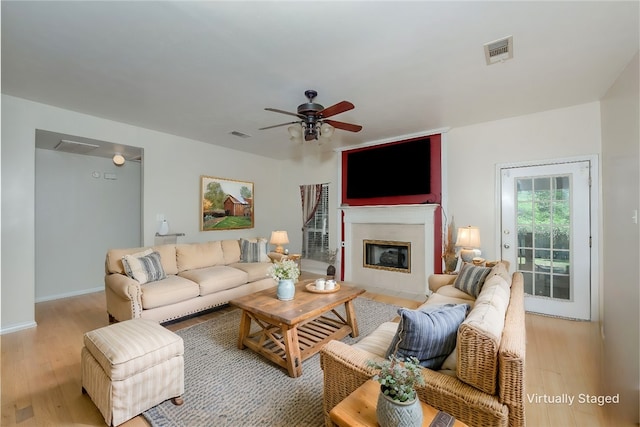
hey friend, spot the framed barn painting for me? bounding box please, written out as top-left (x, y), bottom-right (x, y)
top-left (200, 175), bottom-right (254, 231)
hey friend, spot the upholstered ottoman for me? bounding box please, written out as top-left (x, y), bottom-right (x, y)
top-left (81, 318), bottom-right (184, 426)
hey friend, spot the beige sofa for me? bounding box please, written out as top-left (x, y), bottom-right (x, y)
top-left (320, 262), bottom-right (525, 427)
top-left (105, 239), bottom-right (275, 323)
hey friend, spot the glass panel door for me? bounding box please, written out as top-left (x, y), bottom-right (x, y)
top-left (501, 161), bottom-right (591, 320)
top-left (516, 175), bottom-right (571, 300)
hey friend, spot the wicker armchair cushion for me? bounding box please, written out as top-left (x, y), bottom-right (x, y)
top-left (456, 274), bottom-right (511, 395)
top-left (352, 321), bottom-right (399, 357)
top-left (386, 304), bottom-right (470, 369)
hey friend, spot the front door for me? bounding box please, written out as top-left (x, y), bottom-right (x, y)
top-left (500, 160), bottom-right (592, 320)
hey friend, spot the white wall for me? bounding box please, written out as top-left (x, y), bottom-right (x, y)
top-left (600, 52), bottom-right (639, 425)
top-left (35, 149), bottom-right (142, 301)
top-left (446, 102), bottom-right (602, 260)
top-left (1, 94), bottom-right (283, 333)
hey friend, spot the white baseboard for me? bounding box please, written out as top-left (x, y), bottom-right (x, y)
top-left (35, 286), bottom-right (103, 303)
top-left (1, 320), bottom-right (37, 335)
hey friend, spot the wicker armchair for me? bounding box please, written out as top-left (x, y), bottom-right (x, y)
top-left (320, 272), bottom-right (526, 427)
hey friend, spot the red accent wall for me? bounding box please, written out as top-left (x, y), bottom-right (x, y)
top-left (341, 134), bottom-right (443, 275)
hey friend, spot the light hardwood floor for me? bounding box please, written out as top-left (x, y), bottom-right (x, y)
top-left (1, 282), bottom-right (614, 426)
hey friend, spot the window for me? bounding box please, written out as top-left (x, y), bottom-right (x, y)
top-left (303, 184), bottom-right (329, 261)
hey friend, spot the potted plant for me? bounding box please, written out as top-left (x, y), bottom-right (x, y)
top-left (367, 355), bottom-right (425, 427)
top-left (267, 259), bottom-right (300, 301)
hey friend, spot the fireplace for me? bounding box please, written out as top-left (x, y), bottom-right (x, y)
top-left (341, 204), bottom-right (438, 298)
top-left (363, 240), bottom-right (411, 273)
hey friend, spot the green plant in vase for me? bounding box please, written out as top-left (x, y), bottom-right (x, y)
top-left (367, 337), bottom-right (426, 427)
top-left (368, 355), bottom-right (425, 403)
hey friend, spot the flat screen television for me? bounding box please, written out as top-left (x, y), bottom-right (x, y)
top-left (341, 134), bottom-right (441, 206)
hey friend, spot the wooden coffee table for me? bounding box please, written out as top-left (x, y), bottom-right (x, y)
top-left (229, 280), bottom-right (365, 378)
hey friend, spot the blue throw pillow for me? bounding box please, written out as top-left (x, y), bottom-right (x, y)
top-left (385, 304), bottom-right (470, 369)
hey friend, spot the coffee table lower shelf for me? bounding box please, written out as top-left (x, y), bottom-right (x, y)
top-left (238, 309), bottom-right (354, 377)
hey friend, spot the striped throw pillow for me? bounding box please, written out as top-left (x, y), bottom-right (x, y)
top-left (454, 263), bottom-right (492, 297)
top-left (240, 238), bottom-right (269, 263)
top-left (122, 251), bottom-right (166, 284)
top-left (386, 304), bottom-right (470, 369)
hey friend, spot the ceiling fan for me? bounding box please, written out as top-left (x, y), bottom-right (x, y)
top-left (260, 90), bottom-right (362, 143)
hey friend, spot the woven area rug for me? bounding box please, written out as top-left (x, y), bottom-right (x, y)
top-left (143, 297), bottom-right (401, 427)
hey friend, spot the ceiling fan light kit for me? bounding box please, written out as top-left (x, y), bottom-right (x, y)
top-left (261, 89), bottom-right (362, 144)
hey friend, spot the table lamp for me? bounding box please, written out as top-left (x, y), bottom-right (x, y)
top-left (455, 226), bottom-right (481, 263)
top-left (270, 230), bottom-right (289, 254)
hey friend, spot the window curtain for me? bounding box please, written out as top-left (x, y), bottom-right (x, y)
top-left (300, 184), bottom-right (323, 227)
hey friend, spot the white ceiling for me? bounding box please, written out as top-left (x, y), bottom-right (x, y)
top-left (2, 1), bottom-right (638, 159)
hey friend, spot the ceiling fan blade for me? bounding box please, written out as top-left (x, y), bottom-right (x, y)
top-left (324, 119), bottom-right (363, 133)
top-left (265, 108), bottom-right (306, 119)
top-left (320, 101), bottom-right (354, 118)
top-left (259, 121), bottom-right (299, 130)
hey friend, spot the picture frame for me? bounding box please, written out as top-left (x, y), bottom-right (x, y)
top-left (200, 175), bottom-right (254, 231)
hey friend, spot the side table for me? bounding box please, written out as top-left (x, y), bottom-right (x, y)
top-left (329, 380), bottom-right (468, 427)
top-left (267, 252), bottom-right (302, 271)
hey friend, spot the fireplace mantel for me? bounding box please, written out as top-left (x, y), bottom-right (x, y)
top-left (341, 204), bottom-right (438, 298)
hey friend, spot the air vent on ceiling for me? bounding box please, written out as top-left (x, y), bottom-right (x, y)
top-left (484, 35), bottom-right (513, 65)
top-left (229, 131), bottom-right (251, 139)
top-left (54, 139), bottom-right (100, 154)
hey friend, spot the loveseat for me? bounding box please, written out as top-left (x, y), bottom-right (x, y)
top-left (320, 262), bottom-right (525, 427)
top-left (105, 238), bottom-right (275, 323)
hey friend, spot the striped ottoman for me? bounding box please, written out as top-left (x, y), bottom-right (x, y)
top-left (81, 318), bottom-right (184, 426)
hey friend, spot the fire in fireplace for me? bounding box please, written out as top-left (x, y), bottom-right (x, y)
top-left (363, 239), bottom-right (411, 273)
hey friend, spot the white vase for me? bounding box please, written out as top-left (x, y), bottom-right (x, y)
top-left (376, 390), bottom-right (423, 427)
top-left (276, 279), bottom-right (295, 301)
top-left (158, 220), bottom-right (169, 236)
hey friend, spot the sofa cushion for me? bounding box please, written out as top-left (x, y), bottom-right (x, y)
top-left (229, 262), bottom-right (271, 282)
top-left (106, 247), bottom-right (150, 274)
top-left (222, 239), bottom-right (242, 264)
top-left (487, 261), bottom-right (511, 287)
top-left (140, 275), bottom-right (200, 309)
top-left (456, 274), bottom-right (511, 395)
top-left (385, 304), bottom-right (470, 369)
top-left (434, 285), bottom-right (476, 302)
top-left (454, 263), bottom-right (492, 297)
top-left (352, 321), bottom-right (399, 357)
top-left (122, 251), bottom-right (166, 285)
top-left (151, 244), bottom-right (178, 275)
top-left (178, 266), bottom-right (248, 296)
top-left (176, 241), bottom-right (224, 271)
top-left (240, 238), bottom-right (269, 263)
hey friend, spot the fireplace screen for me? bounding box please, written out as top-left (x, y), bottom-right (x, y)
top-left (363, 240), bottom-right (411, 273)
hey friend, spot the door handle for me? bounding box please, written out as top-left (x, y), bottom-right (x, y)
top-left (503, 244), bottom-right (510, 249)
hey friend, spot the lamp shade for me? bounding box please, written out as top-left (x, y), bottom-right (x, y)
top-left (270, 230), bottom-right (289, 254)
top-left (455, 226), bottom-right (481, 249)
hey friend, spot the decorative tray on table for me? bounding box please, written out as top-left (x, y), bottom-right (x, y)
top-left (305, 281), bottom-right (341, 294)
